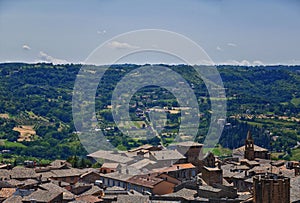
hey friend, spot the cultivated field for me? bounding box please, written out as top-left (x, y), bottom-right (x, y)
top-left (13, 125), bottom-right (36, 142)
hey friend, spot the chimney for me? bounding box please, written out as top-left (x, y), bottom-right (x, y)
top-left (217, 162), bottom-right (221, 169)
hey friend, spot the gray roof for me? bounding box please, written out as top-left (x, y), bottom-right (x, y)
top-left (163, 188), bottom-right (197, 200)
top-left (0, 170), bottom-right (10, 179)
top-left (50, 168), bottom-right (83, 178)
top-left (150, 150), bottom-right (185, 161)
top-left (129, 159), bottom-right (156, 170)
top-left (88, 150), bottom-right (133, 163)
top-left (79, 185), bottom-right (102, 196)
top-left (235, 144), bottom-right (268, 152)
top-left (39, 182), bottom-right (75, 200)
top-left (222, 164), bottom-right (240, 178)
top-left (23, 178), bottom-right (39, 186)
top-left (199, 185), bottom-right (222, 193)
top-left (115, 195), bottom-right (149, 203)
top-left (22, 189), bottom-right (62, 202)
top-left (100, 172), bottom-right (133, 181)
top-left (10, 167), bottom-right (37, 179)
top-left (3, 195), bottom-right (22, 203)
top-left (101, 162), bottom-right (120, 169)
top-left (169, 141), bottom-right (203, 147)
top-left (87, 150), bottom-right (133, 163)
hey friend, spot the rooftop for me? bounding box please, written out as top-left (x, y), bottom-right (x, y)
top-left (88, 150), bottom-right (133, 163)
top-left (10, 167), bottom-right (37, 179)
top-left (129, 159), bottom-right (156, 170)
top-left (169, 141), bottom-right (203, 147)
top-left (127, 174), bottom-right (165, 188)
top-left (0, 188), bottom-right (16, 198)
top-left (163, 188), bottom-right (197, 200)
top-left (22, 189), bottom-right (62, 202)
top-left (199, 185), bottom-right (222, 193)
top-left (101, 162), bottom-right (120, 169)
top-left (152, 163), bottom-right (195, 173)
top-left (50, 168), bottom-right (83, 178)
top-left (235, 145), bottom-right (268, 152)
top-left (150, 150), bottom-right (185, 161)
top-left (100, 172), bottom-right (133, 181)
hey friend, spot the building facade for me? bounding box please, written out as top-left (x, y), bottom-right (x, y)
top-left (253, 174), bottom-right (290, 203)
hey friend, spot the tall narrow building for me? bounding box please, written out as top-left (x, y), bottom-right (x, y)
top-left (253, 174), bottom-right (290, 203)
top-left (244, 131), bottom-right (255, 160)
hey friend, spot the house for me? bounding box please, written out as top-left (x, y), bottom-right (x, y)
top-left (100, 163), bottom-right (120, 174)
top-left (70, 182), bottom-right (93, 195)
top-left (49, 160), bottom-right (72, 170)
top-left (9, 167), bottom-right (38, 180)
top-left (79, 185), bottom-right (103, 197)
top-left (111, 195), bottom-right (149, 203)
top-left (152, 163), bottom-right (196, 181)
top-left (87, 150), bottom-right (133, 164)
top-left (127, 144), bottom-right (162, 154)
top-left (169, 141), bottom-right (204, 164)
top-left (100, 171), bottom-right (179, 195)
top-left (49, 169), bottom-right (83, 184)
top-left (155, 188), bottom-right (198, 202)
top-left (149, 149), bottom-right (186, 167)
top-left (39, 182), bottom-right (75, 202)
top-left (22, 189), bottom-right (63, 203)
top-left (3, 195), bottom-right (22, 203)
top-left (230, 172), bottom-right (252, 192)
top-left (201, 166), bottom-right (223, 186)
top-left (126, 173), bottom-right (178, 195)
top-left (75, 194), bottom-right (102, 203)
top-left (100, 172), bottom-right (133, 189)
top-left (197, 184), bottom-right (238, 200)
top-left (80, 171), bottom-right (102, 184)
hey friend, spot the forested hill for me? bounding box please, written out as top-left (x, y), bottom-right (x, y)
top-left (0, 63), bottom-right (299, 163)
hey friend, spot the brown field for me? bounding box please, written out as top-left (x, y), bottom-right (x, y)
top-left (0, 114), bottom-right (9, 119)
top-left (168, 110), bottom-right (180, 114)
top-left (13, 125), bottom-right (36, 142)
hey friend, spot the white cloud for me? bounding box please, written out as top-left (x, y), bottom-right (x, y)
top-left (252, 60), bottom-right (264, 66)
top-left (108, 41), bottom-right (139, 49)
top-left (216, 46), bottom-right (222, 51)
top-left (22, 44), bottom-right (31, 50)
top-left (221, 60), bottom-right (264, 66)
top-left (97, 30), bottom-right (106, 35)
top-left (38, 51), bottom-right (68, 64)
top-left (227, 43), bottom-right (237, 47)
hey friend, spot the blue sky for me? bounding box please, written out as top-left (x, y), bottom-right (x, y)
top-left (0, 0), bottom-right (299, 65)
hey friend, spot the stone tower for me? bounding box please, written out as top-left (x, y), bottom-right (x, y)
top-left (244, 131), bottom-right (255, 160)
top-left (253, 174), bottom-right (290, 203)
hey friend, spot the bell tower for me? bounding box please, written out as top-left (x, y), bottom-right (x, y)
top-left (244, 131), bottom-right (255, 160)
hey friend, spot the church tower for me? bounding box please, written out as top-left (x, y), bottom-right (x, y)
top-left (244, 131), bottom-right (255, 160)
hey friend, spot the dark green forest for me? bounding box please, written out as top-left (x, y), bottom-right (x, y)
top-left (0, 63), bottom-right (299, 163)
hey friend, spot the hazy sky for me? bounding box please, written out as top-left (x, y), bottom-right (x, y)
top-left (0, 0), bottom-right (299, 65)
